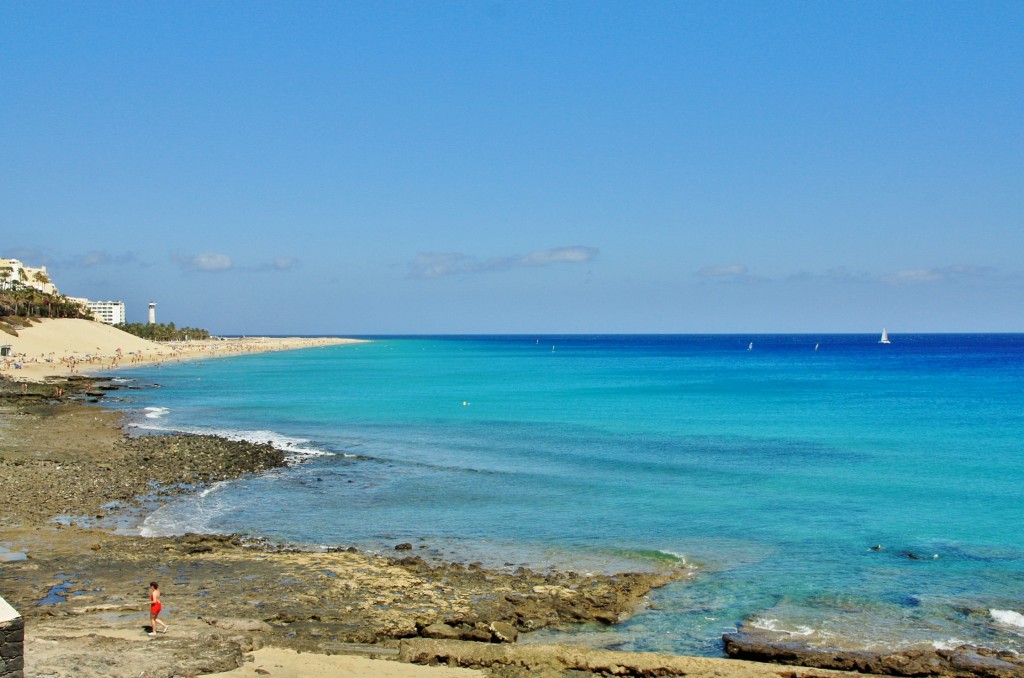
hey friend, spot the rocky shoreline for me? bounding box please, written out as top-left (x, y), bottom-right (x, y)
top-left (1, 376), bottom-right (1016, 677)
top-left (723, 626), bottom-right (1024, 678)
top-left (0, 376), bottom-right (703, 677)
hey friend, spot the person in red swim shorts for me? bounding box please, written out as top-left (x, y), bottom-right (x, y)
top-left (148, 581), bottom-right (168, 636)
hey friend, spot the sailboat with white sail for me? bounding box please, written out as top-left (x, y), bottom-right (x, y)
top-left (879, 328), bottom-right (891, 344)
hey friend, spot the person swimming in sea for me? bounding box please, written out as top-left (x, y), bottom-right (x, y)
top-left (148, 581), bottom-right (168, 636)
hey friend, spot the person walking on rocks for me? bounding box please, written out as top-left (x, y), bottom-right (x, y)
top-left (148, 581), bottom-right (168, 636)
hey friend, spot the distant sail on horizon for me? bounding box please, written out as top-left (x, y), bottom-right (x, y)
top-left (880, 328), bottom-right (891, 344)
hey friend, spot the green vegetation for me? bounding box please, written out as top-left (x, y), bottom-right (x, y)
top-left (115, 322), bottom-right (211, 341)
top-left (0, 287), bottom-right (91, 321)
top-left (0, 287), bottom-right (91, 336)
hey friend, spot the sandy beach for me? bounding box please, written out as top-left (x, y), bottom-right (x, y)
top-left (205, 647), bottom-right (483, 677)
top-left (0, 318), bottom-right (362, 382)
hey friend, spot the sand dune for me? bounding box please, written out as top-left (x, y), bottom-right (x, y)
top-left (4, 318), bottom-right (163, 358)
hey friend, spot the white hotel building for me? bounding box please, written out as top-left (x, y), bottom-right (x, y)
top-left (0, 258), bottom-right (59, 294)
top-left (3, 256), bottom-right (128, 326)
top-left (70, 298), bottom-right (126, 325)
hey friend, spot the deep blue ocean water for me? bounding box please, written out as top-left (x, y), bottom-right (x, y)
top-left (105, 334), bottom-right (1024, 656)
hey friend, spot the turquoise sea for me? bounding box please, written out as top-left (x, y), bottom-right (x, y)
top-left (106, 334), bottom-right (1024, 657)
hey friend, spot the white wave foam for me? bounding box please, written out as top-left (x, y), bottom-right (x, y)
top-left (127, 421), bottom-right (333, 462)
top-left (140, 481), bottom-right (232, 537)
top-left (139, 506), bottom-right (176, 537)
top-left (210, 428), bottom-right (333, 462)
top-left (138, 520), bottom-right (161, 538)
top-left (139, 507), bottom-right (208, 538)
top-left (749, 617), bottom-right (816, 637)
top-left (991, 609), bottom-right (1024, 629)
top-left (657, 550), bottom-right (693, 567)
top-left (932, 637), bottom-right (970, 650)
top-left (129, 422), bottom-right (173, 433)
top-left (198, 480), bottom-right (230, 498)
top-left (143, 407), bottom-right (170, 419)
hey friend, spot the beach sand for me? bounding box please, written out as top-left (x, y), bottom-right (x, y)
top-left (205, 647), bottom-right (483, 677)
top-left (0, 317), bottom-right (362, 382)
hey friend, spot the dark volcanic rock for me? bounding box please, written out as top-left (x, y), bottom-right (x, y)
top-left (723, 626), bottom-right (1024, 677)
top-left (0, 429), bottom-right (287, 524)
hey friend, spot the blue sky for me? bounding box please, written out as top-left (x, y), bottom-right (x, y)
top-left (2, 2), bottom-right (1022, 334)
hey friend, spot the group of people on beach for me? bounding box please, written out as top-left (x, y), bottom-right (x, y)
top-left (0, 348), bottom-right (169, 378)
top-left (1, 349), bottom-right (114, 374)
top-left (3, 334), bottom-right (357, 383)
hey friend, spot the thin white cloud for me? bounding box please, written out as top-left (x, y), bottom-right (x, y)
top-left (882, 268), bottom-right (944, 284)
top-left (409, 252), bottom-right (473, 278)
top-left (79, 251), bottom-right (110, 268)
top-left (520, 246), bottom-right (599, 266)
top-left (0, 248), bottom-right (145, 272)
top-left (174, 252), bottom-right (233, 273)
top-left (786, 267), bottom-right (872, 283)
top-left (271, 256), bottom-right (299, 270)
top-left (409, 246), bottom-right (598, 279)
top-left (68, 250), bottom-right (144, 268)
top-left (697, 264), bottom-right (749, 280)
top-left (172, 253), bottom-right (300, 273)
top-left (881, 265), bottom-right (995, 285)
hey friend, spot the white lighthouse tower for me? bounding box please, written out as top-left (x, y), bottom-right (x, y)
top-left (148, 302), bottom-right (156, 325)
